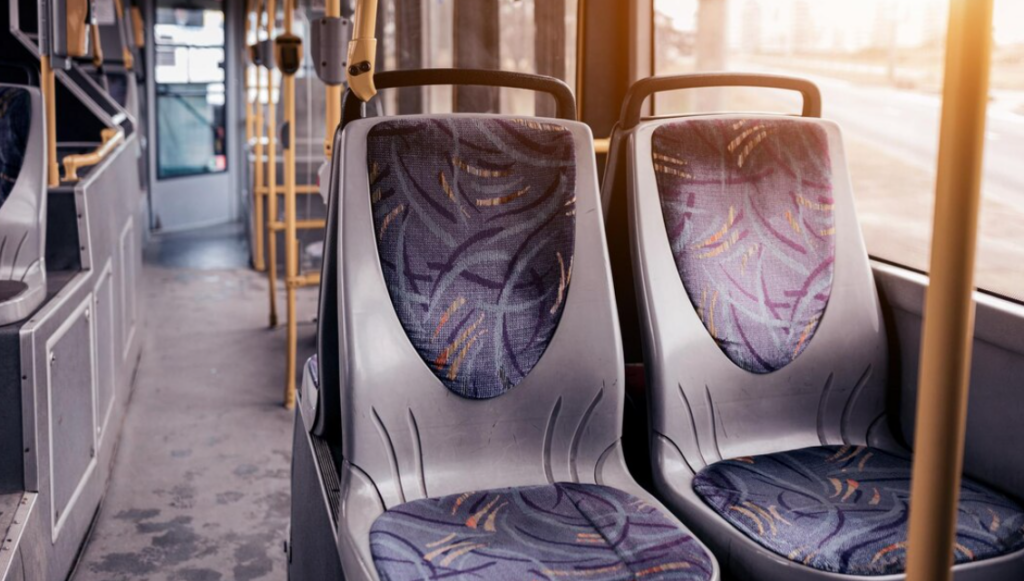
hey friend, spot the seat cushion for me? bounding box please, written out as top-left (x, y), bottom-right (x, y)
top-left (693, 445), bottom-right (1024, 575)
top-left (370, 482), bottom-right (715, 581)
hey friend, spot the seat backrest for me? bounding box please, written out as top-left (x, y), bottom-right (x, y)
top-left (0, 83), bottom-right (46, 324)
top-left (335, 112), bottom-right (623, 502)
top-left (315, 73), bottom-right (629, 533)
top-left (618, 76), bottom-right (890, 469)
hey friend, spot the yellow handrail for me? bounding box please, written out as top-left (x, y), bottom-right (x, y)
top-left (256, 184), bottom-right (321, 194)
top-left (281, 0), bottom-right (300, 409)
top-left (905, 1), bottom-right (995, 580)
top-left (130, 7), bottom-right (145, 48)
top-left (324, 0), bottom-right (341, 158)
top-left (269, 219), bottom-right (325, 231)
top-left (347, 0), bottom-right (378, 101)
top-left (90, 14), bottom-right (104, 68)
top-left (62, 128), bottom-right (124, 181)
top-left (40, 56), bottom-right (60, 188)
top-left (265, 0), bottom-right (280, 326)
top-left (67, 0), bottom-right (90, 58)
top-left (575, 0), bottom-right (587, 119)
top-left (252, 0), bottom-right (267, 272)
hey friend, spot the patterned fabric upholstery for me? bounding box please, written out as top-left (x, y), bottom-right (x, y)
top-left (367, 118), bottom-right (577, 399)
top-left (652, 118), bottom-right (835, 373)
top-left (0, 87), bottom-right (31, 209)
top-left (693, 445), bottom-right (1024, 575)
top-left (370, 482), bottom-right (715, 581)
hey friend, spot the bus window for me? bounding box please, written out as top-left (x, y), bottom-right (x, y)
top-left (380, 0), bottom-right (578, 116)
top-left (155, 3), bottom-right (227, 178)
top-left (654, 0), bottom-right (1024, 301)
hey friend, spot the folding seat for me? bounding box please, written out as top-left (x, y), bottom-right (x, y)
top-left (304, 69), bottom-right (719, 581)
top-left (0, 83), bottom-right (46, 325)
top-left (608, 74), bottom-right (1024, 580)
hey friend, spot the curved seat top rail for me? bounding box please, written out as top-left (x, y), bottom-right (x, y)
top-left (341, 68), bottom-right (578, 128)
top-left (620, 73), bottom-right (822, 130)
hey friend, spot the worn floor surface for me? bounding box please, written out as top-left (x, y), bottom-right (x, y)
top-left (72, 226), bottom-right (318, 581)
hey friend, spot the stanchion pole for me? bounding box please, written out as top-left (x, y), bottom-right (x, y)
top-left (281, 0), bottom-right (299, 409)
top-left (265, 0), bottom-right (280, 327)
top-left (253, 0), bottom-right (267, 272)
top-left (905, 1), bottom-right (995, 580)
top-left (40, 56), bottom-right (60, 187)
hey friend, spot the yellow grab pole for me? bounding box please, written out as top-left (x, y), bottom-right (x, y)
top-left (346, 0), bottom-right (378, 102)
top-left (90, 16), bottom-right (104, 69)
top-left (67, 0), bottom-right (90, 57)
top-left (130, 7), bottom-right (145, 49)
top-left (265, 0), bottom-right (280, 327)
top-left (324, 0), bottom-right (341, 158)
top-left (40, 56), bottom-right (60, 187)
top-left (905, 1), bottom-right (994, 580)
top-left (253, 0), bottom-right (267, 272)
top-left (575, 0), bottom-right (587, 119)
top-left (281, 0), bottom-right (299, 409)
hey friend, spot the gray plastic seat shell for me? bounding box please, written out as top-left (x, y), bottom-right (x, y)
top-left (615, 114), bottom-right (1024, 580)
top-left (0, 84), bottom-right (46, 325)
top-left (328, 114), bottom-right (719, 581)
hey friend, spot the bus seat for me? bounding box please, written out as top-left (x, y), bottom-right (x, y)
top-left (0, 84), bottom-right (46, 325)
top-left (318, 70), bottom-right (718, 581)
top-left (612, 75), bottom-right (1024, 580)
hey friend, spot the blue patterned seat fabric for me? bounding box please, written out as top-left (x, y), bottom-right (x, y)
top-left (694, 445), bottom-right (1024, 575)
top-left (0, 87), bottom-right (31, 209)
top-left (370, 482), bottom-right (715, 581)
top-left (367, 117), bottom-right (576, 400)
top-left (651, 118), bottom-right (835, 374)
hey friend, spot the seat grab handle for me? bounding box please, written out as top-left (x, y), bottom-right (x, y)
top-left (620, 73), bottom-right (822, 129)
top-left (341, 68), bottom-right (577, 129)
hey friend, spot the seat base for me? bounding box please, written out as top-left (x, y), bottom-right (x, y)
top-left (693, 445), bottom-right (1024, 576)
top-left (370, 482), bottom-right (715, 581)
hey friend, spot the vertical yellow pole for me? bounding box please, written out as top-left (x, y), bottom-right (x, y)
top-left (90, 15), bottom-right (105, 69)
top-left (905, 1), bottom-right (994, 580)
top-left (282, 0), bottom-right (298, 409)
top-left (40, 56), bottom-right (60, 187)
top-left (131, 7), bottom-right (145, 49)
top-left (252, 0), bottom-right (267, 272)
top-left (324, 0), bottom-right (341, 159)
top-left (346, 0), bottom-right (378, 101)
top-left (265, 0), bottom-right (279, 327)
top-left (575, 0), bottom-right (586, 120)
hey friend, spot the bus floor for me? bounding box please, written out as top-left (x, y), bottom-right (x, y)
top-left (71, 223), bottom-right (318, 581)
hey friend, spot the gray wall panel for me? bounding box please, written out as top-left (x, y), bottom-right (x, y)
top-left (94, 263), bottom-right (116, 440)
top-left (46, 297), bottom-right (96, 538)
top-left (875, 262), bottom-right (1024, 499)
